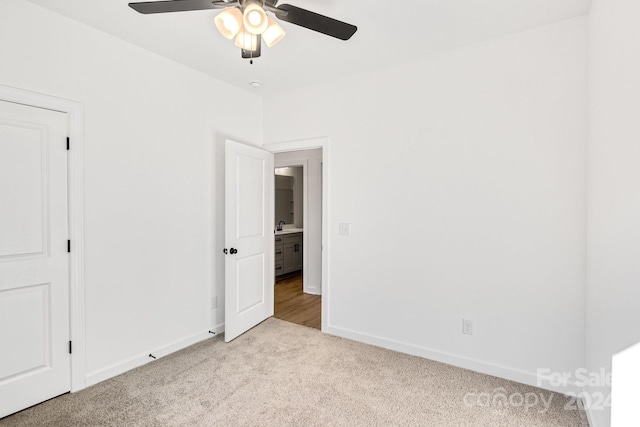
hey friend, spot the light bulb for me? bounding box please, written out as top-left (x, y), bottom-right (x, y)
top-left (235, 30), bottom-right (258, 51)
top-left (248, 11), bottom-right (262, 26)
top-left (214, 7), bottom-right (243, 39)
top-left (263, 17), bottom-right (285, 47)
top-left (242, 3), bottom-right (268, 35)
top-left (224, 19), bottom-right (238, 32)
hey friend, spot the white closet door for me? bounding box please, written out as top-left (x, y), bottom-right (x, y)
top-left (0, 100), bottom-right (70, 418)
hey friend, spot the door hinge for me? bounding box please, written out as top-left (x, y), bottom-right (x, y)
top-left (67, 240), bottom-right (71, 253)
top-left (69, 341), bottom-right (72, 354)
top-left (66, 137), bottom-right (70, 150)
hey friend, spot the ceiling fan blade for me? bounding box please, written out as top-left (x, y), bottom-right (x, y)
top-left (274, 4), bottom-right (357, 41)
top-left (129, 0), bottom-right (232, 14)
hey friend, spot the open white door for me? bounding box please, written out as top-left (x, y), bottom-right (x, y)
top-left (0, 100), bottom-right (70, 417)
top-left (224, 140), bottom-right (274, 342)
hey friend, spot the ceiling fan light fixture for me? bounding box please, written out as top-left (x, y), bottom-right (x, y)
top-left (242, 3), bottom-right (268, 35)
top-left (129, 0), bottom-right (359, 60)
top-left (235, 30), bottom-right (258, 51)
top-left (263, 17), bottom-right (285, 47)
top-left (214, 7), bottom-right (243, 39)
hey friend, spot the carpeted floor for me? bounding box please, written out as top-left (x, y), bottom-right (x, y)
top-left (2, 318), bottom-right (589, 426)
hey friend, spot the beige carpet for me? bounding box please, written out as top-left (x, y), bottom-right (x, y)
top-left (2, 318), bottom-right (589, 426)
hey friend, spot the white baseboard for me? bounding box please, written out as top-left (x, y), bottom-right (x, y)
top-left (326, 324), bottom-right (583, 396)
top-left (584, 402), bottom-right (597, 427)
top-left (85, 330), bottom-right (213, 387)
top-left (212, 323), bottom-right (225, 335)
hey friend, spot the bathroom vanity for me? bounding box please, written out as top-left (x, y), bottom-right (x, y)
top-left (275, 230), bottom-right (303, 277)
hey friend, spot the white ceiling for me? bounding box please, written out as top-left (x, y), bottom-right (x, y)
top-left (25, 0), bottom-right (591, 97)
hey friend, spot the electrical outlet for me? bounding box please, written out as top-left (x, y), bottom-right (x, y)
top-left (462, 319), bottom-right (473, 335)
top-left (339, 223), bottom-right (351, 236)
top-left (211, 296), bottom-right (217, 309)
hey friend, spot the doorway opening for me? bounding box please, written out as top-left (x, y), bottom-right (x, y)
top-left (272, 149), bottom-right (323, 330)
top-left (223, 137), bottom-right (329, 339)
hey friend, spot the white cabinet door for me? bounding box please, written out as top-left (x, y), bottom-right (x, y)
top-left (224, 140), bottom-right (274, 342)
top-left (293, 242), bottom-right (303, 272)
top-left (282, 233), bottom-right (302, 274)
top-left (0, 100), bottom-right (70, 418)
top-left (283, 243), bottom-right (296, 274)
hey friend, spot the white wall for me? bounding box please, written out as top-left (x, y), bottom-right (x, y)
top-left (0, 0), bottom-right (262, 382)
top-left (264, 18), bottom-right (588, 391)
top-left (275, 150), bottom-right (323, 294)
top-left (587, 1), bottom-right (640, 426)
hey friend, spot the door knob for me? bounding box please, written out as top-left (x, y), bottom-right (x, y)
top-left (230, 248), bottom-right (238, 254)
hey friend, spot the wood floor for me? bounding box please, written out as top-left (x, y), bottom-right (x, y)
top-left (274, 273), bottom-right (321, 330)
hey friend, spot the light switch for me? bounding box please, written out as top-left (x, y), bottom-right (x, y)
top-left (339, 223), bottom-right (351, 236)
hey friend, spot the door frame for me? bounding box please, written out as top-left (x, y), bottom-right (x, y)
top-left (264, 137), bottom-right (329, 332)
top-left (0, 84), bottom-right (86, 392)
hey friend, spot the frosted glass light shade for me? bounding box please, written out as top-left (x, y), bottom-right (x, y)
top-left (263, 17), bottom-right (285, 47)
top-left (214, 7), bottom-right (243, 39)
top-left (242, 3), bottom-right (268, 35)
top-left (235, 31), bottom-right (258, 51)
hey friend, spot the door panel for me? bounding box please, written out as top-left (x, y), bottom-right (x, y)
top-left (0, 124), bottom-right (47, 258)
top-left (0, 100), bottom-right (70, 418)
top-left (236, 253), bottom-right (265, 313)
top-left (0, 283), bottom-right (52, 381)
top-left (237, 154), bottom-right (265, 239)
top-left (225, 140), bottom-right (274, 342)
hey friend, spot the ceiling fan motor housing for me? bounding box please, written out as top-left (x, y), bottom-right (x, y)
top-left (238, 0), bottom-right (265, 9)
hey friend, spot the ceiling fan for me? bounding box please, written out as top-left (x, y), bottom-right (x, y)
top-left (128, 0), bottom-right (358, 61)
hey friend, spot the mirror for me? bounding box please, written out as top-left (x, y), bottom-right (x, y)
top-left (275, 166), bottom-right (303, 228)
top-left (275, 174), bottom-right (293, 225)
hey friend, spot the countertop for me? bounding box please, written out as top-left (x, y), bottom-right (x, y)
top-left (275, 228), bottom-right (303, 236)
